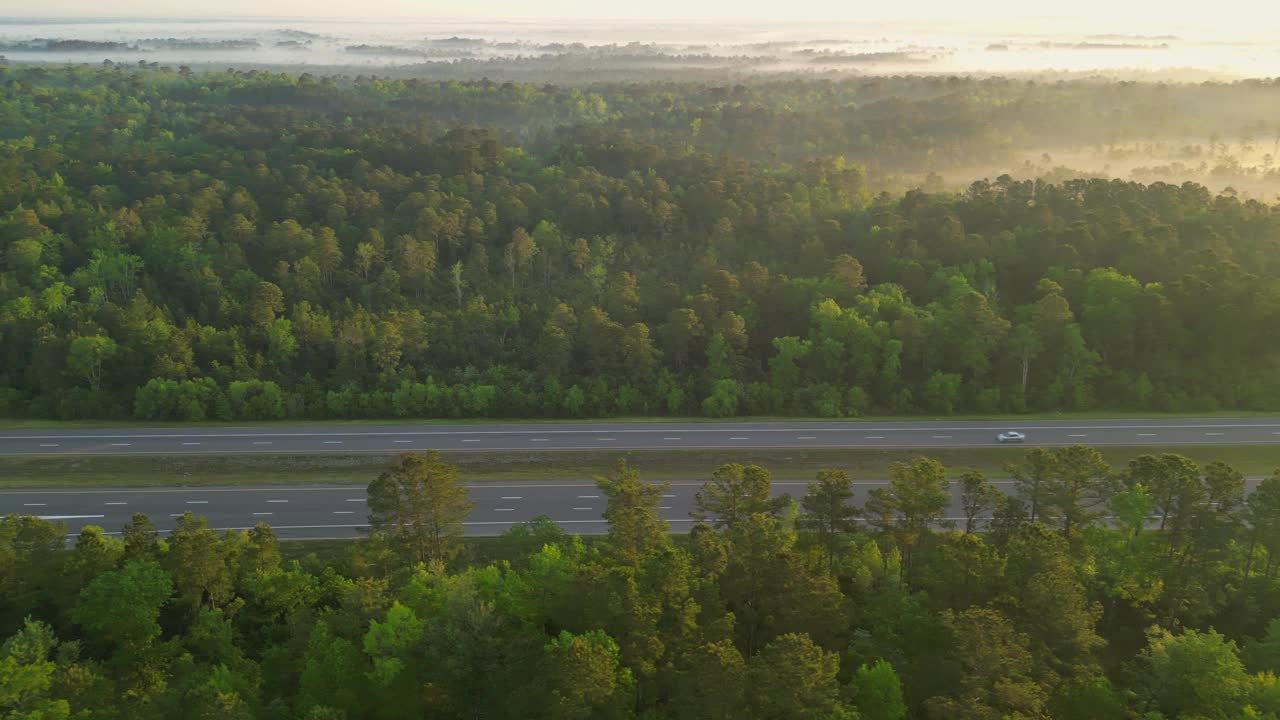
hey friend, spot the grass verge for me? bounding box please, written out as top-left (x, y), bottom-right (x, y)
top-left (1, 410), bottom-right (1277, 431)
top-left (2, 444), bottom-right (1278, 489)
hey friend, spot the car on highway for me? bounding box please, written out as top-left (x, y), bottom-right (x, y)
top-left (996, 431), bottom-right (1026, 443)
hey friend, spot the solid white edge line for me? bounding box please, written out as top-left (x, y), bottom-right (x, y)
top-left (75, 518), bottom-right (703, 536)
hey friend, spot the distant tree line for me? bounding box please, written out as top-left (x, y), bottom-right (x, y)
top-left (6, 446), bottom-right (1280, 718)
top-left (3, 65), bottom-right (1280, 421)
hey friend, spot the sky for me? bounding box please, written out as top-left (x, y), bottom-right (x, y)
top-left (8, 0), bottom-right (1280, 32)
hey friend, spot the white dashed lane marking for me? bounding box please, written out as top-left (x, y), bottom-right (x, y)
top-left (500, 496), bottom-right (522, 500)
top-left (573, 507), bottom-right (593, 511)
top-left (23, 503), bottom-right (46, 507)
top-left (865, 436), bottom-right (885, 439)
top-left (333, 511), bottom-right (354, 515)
top-left (111, 443), bottom-right (131, 446)
top-left (105, 502), bottom-right (127, 506)
top-left (267, 500), bottom-right (289, 503)
top-left (253, 441), bottom-right (272, 445)
top-left (39, 444), bottom-right (58, 447)
top-left (186, 501), bottom-right (208, 504)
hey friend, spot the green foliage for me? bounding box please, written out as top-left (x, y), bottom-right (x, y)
top-left (72, 560), bottom-right (172, 651)
top-left (1142, 627), bottom-right (1253, 719)
top-left (0, 618), bottom-right (72, 720)
top-left (851, 659), bottom-right (908, 720)
top-left (2, 66), bottom-right (1279, 421)
top-left (366, 451), bottom-right (473, 564)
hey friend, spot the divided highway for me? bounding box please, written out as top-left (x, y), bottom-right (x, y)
top-left (3, 418), bottom-right (1277, 540)
top-left (0, 477), bottom-right (1271, 541)
top-left (3, 418), bottom-right (1280, 456)
top-left (0, 478), bottom-right (1014, 540)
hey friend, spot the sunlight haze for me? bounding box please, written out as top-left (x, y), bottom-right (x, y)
top-left (13, 0), bottom-right (1280, 35)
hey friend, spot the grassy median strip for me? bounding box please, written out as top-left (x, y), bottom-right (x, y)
top-left (2, 410), bottom-right (1278, 431)
top-left (2, 444), bottom-right (1278, 489)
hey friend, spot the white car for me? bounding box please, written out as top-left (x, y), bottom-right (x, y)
top-left (996, 431), bottom-right (1026, 443)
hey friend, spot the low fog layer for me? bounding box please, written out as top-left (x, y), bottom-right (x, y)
top-left (1, 17), bottom-right (1279, 77)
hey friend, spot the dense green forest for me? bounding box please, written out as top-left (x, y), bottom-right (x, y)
top-left (6, 448), bottom-right (1280, 718)
top-left (3, 64), bottom-right (1280, 420)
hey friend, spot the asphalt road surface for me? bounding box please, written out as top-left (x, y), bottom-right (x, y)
top-left (1, 476), bottom-right (1268, 541)
top-left (3, 418), bottom-right (1280, 457)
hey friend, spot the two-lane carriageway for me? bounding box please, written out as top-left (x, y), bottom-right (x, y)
top-left (3, 418), bottom-right (1280, 457)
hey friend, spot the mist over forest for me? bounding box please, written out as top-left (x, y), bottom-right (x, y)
top-left (5, 17), bottom-right (1280, 198)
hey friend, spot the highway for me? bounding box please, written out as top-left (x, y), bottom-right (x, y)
top-left (3, 418), bottom-right (1280, 456)
top-left (1, 475), bottom-right (1269, 540)
top-left (0, 479), bottom-right (981, 540)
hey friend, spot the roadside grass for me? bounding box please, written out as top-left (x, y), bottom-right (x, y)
top-left (2, 409), bottom-right (1277, 431)
top-left (3, 444), bottom-right (1278, 489)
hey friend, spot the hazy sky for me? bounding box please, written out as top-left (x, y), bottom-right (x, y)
top-left (9, 0), bottom-right (1280, 34)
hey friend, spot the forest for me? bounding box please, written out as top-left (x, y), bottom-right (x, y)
top-left (6, 448), bottom-right (1280, 718)
top-left (3, 64), bottom-right (1280, 421)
